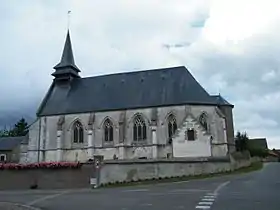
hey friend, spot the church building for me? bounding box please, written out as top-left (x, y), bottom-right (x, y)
top-left (25, 31), bottom-right (235, 163)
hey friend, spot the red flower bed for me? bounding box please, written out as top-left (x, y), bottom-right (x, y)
top-left (0, 162), bottom-right (82, 170)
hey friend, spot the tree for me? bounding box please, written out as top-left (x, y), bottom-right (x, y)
top-left (249, 147), bottom-right (268, 158)
top-left (235, 131), bottom-right (249, 151)
top-left (0, 129), bottom-right (10, 137)
top-left (0, 118), bottom-right (29, 137)
top-left (13, 118), bottom-right (29, 136)
top-left (235, 131), bottom-right (268, 158)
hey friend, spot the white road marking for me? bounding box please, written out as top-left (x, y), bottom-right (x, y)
top-left (195, 181), bottom-right (230, 209)
top-left (201, 198), bottom-right (215, 201)
top-left (214, 181), bottom-right (230, 194)
top-left (198, 202), bottom-right (213, 205)
top-left (206, 193), bottom-right (217, 195)
top-left (0, 202), bottom-right (41, 210)
top-left (203, 195), bottom-right (215, 198)
top-left (195, 195), bottom-right (215, 209)
top-left (0, 189), bottom-right (66, 195)
top-left (195, 206), bottom-right (211, 209)
top-left (26, 190), bottom-right (70, 206)
top-left (142, 203), bottom-right (153, 206)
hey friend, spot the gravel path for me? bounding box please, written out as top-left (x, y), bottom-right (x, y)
top-left (0, 202), bottom-right (40, 210)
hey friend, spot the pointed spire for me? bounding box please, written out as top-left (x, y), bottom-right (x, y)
top-left (54, 30), bottom-right (80, 71)
top-left (52, 30), bottom-right (80, 79)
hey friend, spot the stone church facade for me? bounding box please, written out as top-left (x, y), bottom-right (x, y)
top-left (25, 31), bottom-right (235, 163)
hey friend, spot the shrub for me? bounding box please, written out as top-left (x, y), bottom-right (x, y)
top-left (0, 162), bottom-right (82, 170)
top-left (249, 148), bottom-right (268, 158)
top-left (235, 131), bottom-right (249, 151)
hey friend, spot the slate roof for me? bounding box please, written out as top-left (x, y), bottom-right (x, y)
top-left (38, 66), bottom-right (222, 116)
top-left (248, 138), bottom-right (268, 150)
top-left (0, 136), bottom-right (27, 151)
top-left (211, 95), bottom-right (234, 107)
top-left (53, 31), bottom-right (80, 72)
top-left (37, 30), bottom-right (234, 117)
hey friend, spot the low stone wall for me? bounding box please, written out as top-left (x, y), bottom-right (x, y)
top-left (99, 153), bottom-right (252, 185)
top-left (230, 151), bottom-right (251, 170)
top-left (0, 164), bottom-right (93, 190)
top-left (100, 157), bottom-right (229, 185)
top-left (0, 153), bottom-right (252, 190)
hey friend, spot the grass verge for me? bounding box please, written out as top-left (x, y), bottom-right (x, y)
top-left (100, 161), bottom-right (263, 188)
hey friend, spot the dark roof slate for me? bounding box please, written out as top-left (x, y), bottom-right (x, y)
top-left (248, 138), bottom-right (268, 150)
top-left (211, 95), bottom-right (234, 107)
top-left (0, 136), bottom-right (27, 151)
top-left (53, 30), bottom-right (79, 71)
top-left (52, 30), bottom-right (80, 78)
top-left (38, 66), bottom-right (220, 116)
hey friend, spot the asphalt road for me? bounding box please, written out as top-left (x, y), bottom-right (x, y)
top-left (0, 162), bottom-right (279, 210)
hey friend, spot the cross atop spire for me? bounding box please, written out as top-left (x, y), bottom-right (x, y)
top-left (52, 30), bottom-right (80, 80)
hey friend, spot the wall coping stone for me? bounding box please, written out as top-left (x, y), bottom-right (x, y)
top-left (103, 156), bottom-right (230, 164)
top-left (27, 143), bottom-right (168, 152)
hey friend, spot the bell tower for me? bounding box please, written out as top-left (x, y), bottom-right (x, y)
top-left (52, 30), bottom-right (81, 81)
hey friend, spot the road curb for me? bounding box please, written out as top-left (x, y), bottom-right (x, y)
top-left (0, 202), bottom-right (41, 210)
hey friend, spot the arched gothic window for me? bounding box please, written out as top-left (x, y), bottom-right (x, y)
top-left (73, 121), bottom-right (84, 143)
top-left (168, 114), bottom-right (177, 138)
top-left (104, 119), bottom-right (113, 142)
top-left (133, 115), bottom-right (147, 141)
top-left (199, 113), bottom-right (208, 131)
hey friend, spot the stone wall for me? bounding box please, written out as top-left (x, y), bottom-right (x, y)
top-left (0, 153), bottom-right (251, 190)
top-left (19, 143), bottom-right (28, 164)
top-left (99, 157), bottom-right (232, 185)
top-left (230, 151), bottom-right (251, 170)
top-left (99, 153), bottom-right (251, 185)
top-left (0, 164), bottom-right (93, 190)
top-left (219, 106), bottom-right (235, 153)
top-left (27, 104), bottom-right (229, 163)
top-left (0, 146), bottom-right (21, 163)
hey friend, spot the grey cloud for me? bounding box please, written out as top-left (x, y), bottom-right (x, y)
top-left (176, 30), bottom-right (280, 148)
top-left (0, 0), bottom-right (280, 148)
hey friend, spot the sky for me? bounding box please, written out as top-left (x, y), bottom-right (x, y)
top-left (0, 0), bottom-right (280, 148)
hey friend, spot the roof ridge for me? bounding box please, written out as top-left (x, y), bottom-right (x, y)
top-left (80, 66), bottom-right (186, 80)
top-left (211, 94), bottom-right (233, 107)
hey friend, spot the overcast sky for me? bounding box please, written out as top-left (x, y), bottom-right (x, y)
top-left (1, 0), bottom-right (280, 148)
